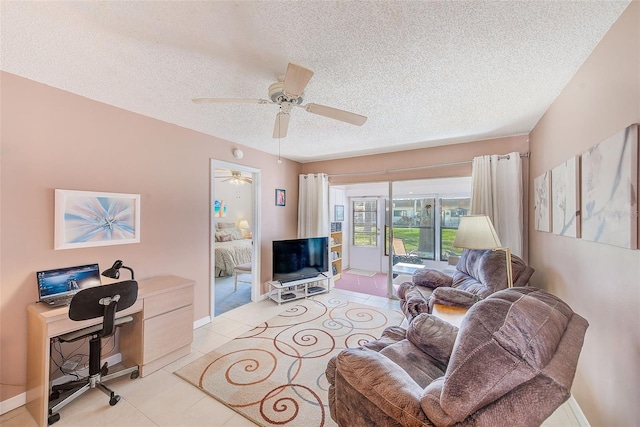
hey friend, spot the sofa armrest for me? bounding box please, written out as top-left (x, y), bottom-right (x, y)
top-left (428, 287), bottom-right (481, 312)
top-left (331, 347), bottom-right (429, 426)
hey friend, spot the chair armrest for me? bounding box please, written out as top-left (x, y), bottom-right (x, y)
top-left (428, 287), bottom-right (480, 312)
top-left (407, 313), bottom-right (458, 366)
top-left (333, 347), bottom-right (429, 425)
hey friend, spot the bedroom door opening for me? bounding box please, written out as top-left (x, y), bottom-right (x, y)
top-left (210, 160), bottom-right (261, 319)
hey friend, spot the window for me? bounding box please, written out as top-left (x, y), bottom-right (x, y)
top-left (352, 200), bottom-right (377, 246)
top-left (392, 198), bottom-right (435, 260)
top-left (440, 197), bottom-right (471, 261)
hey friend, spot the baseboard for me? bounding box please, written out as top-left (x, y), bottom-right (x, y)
top-left (0, 392), bottom-right (26, 416)
top-left (194, 316), bottom-right (210, 329)
top-left (568, 395), bottom-right (591, 427)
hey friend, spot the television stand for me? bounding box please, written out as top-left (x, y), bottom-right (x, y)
top-left (267, 275), bottom-right (330, 305)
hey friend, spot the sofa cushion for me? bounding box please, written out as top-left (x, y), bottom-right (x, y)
top-left (379, 340), bottom-right (446, 388)
top-left (412, 269), bottom-right (453, 289)
top-left (406, 313), bottom-right (458, 366)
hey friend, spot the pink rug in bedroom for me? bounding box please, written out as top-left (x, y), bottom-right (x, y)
top-left (334, 269), bottom-right (391, 298)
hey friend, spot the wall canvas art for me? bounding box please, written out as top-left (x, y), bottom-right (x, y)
top-left (581, 124), bottom-right (638, 249)
top-left (55, 189), bottom-right (140, 250)
top-left (214, 200), bottom-right (227, 217)
top-left (552, 156), bottom-right (580, 238)
top-left (534, 171), bottom-right (551, 232)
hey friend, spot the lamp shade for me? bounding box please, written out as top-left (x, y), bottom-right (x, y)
top-left (238, 220), bottom-right (250, 229)
top-left (453, 215), bottom-right (502, 249)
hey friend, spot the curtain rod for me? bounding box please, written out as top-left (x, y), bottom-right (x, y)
top-left (328, 152), bottom-right (529, 178)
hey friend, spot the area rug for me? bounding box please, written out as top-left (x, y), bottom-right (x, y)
top-left (345, 268), bottom-right (377, 277)
top-left (175, 298), bottom-right (404, 426)
top-left (334, 270), bottom-right (390, 298)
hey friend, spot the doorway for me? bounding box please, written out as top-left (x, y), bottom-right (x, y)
top-left (331, 177), bottom-right (471, 299)
top-left (210, 160), bottom-right (261, 318)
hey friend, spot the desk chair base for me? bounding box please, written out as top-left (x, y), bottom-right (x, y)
top-left (48, 362), bottom-right (139, 425)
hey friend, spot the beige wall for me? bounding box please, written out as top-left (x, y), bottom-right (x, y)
top-left (0, 72), bottom-right (301, 402)
top-left (528, 2), bottom-right (639, 425)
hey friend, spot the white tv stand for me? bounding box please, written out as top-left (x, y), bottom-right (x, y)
top-left (267, 275), bottom-right (330, 304)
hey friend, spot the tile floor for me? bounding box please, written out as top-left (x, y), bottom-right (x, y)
top-left (2, 288), bottom-right (580, 427)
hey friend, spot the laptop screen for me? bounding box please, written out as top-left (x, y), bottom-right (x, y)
top-left (37, 263), bottom-right (102, 300)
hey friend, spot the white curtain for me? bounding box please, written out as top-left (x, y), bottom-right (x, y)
top-left (298, 173), bottom-right (329, 238)
top-left (470, 152), bottom-right (523, 257)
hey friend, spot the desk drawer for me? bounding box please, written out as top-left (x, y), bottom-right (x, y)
top-left (144, 286), bottom-right (194, 319)
top-left (143, 304), bottom-right (193, 363)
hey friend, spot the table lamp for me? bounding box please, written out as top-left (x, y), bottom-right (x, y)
top-left (102, 260), bottom-right (135, 280)
top-left (238, 220), bottom-right (250, 238)
top-left (453, 215), bottom-right (513, 287)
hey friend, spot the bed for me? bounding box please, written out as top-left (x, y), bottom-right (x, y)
top-left (214, 222), bottom-right (253, 277)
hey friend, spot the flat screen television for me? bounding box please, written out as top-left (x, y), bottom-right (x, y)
top-left (272, 237), bottom-right (329, 283)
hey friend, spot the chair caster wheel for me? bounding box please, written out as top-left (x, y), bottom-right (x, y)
top-left (130, 371), bottom-right (139, 379)
top-left (48, 412), bottom-right (60, 425)
top-left (49, 391), bottom-right (60, 401)
top-left (109, 395), bottom-right (121, 406)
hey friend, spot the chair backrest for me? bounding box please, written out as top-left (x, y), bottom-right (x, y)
top-left (421, 287), bottom-right (588, 426)
top-left (393, 238), bottom-right (407, 255)
top-left (68, 280), bottom-right (138, 337)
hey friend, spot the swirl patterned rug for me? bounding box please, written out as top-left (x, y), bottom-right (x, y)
top-left (175, 297), bottom-right (404, 426)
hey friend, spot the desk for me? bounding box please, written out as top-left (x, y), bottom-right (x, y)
top-left (26, 275), bottom-right (195, 427)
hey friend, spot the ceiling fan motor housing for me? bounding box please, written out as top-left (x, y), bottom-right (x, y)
top-left (269, 80), bottom-right (303, 104)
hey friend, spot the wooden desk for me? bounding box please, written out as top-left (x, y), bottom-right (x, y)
top-left (26, 275), bottom-right (194, 427)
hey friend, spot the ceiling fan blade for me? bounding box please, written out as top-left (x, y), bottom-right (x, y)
top-left (192, 98), bottom-right (271, 104)
top-left (273, 112), bottom-right (291, 138)
top-left (282, 63), bottom-right (314, 98)
top-left (303, 103), bottom-right (368, 126)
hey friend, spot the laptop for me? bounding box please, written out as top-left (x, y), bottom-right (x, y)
top-left (37, 263), bottom-right (102, 307)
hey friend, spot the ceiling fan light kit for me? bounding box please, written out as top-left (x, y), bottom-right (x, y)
top-left (193, 62), bottom-right (367, 142)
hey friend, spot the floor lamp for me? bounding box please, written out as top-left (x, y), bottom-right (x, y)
top-left (453, 215), bottom-right (513, 288)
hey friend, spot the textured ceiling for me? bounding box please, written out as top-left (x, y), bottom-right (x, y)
top-left (1, 1), bottom-right (630, 163)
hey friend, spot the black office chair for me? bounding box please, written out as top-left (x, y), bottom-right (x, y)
top-left (48, 280), bottom-right (140, 425)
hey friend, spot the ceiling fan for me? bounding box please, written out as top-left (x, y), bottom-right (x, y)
top-left (216, 170), bottom-right (252, 185)
top-left (193, 63), bottom-right (367, 138)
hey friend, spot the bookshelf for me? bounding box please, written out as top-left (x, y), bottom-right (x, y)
top-left (330, 223), bottom-right (342, 281)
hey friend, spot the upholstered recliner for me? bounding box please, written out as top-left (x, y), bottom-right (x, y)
top-left (398, 249), bottom-right (534, 321)
top-left (326, 287), bottom-right (588, 427)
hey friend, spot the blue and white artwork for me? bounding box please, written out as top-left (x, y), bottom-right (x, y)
top-left (581, 124), bottom-right (638, 249)
top-left (55, 190), bottom-right (141, 250)
top-left (534, 171), bottom-right (551, 232)
top-left (552, 156), bottom-right (580, 238)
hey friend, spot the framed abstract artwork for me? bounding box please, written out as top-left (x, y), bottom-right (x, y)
top-left (534, 171), bottom-right (551, 232)
top-left (214, 200), bottom-right (227, 217)
top-left (55, 189), bottom-right (141, 250)
top-left (581, 124), bottom-right (638, 249)
top-left (551, 156), bottom-right (580, 238)
top-left (275, 189), bottom-right (286, 206)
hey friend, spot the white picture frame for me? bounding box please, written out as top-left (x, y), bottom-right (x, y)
top-left (551, 156), bottom-right (580, 238)
top-left (581, 124), bottom-right (638, 249)
top-left (534, 171), bottom-right (552, 232)
top-left (55, 189), bottom-right (141, 250)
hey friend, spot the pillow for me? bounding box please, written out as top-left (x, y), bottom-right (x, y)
top-left (228, 228), bottom-right (243, 240)
top-left (412, 269), bottom-right (453, 289)
top-left (216, 222), bottom-right (237, 230)
top-left (215, 231), bottom-right (232, 242)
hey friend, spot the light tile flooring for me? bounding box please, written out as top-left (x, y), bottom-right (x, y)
top-left (2, 288), bottom-right (580, 427)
